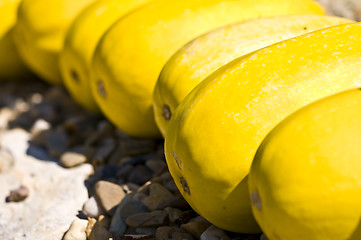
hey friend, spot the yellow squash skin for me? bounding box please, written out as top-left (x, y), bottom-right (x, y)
top-left (90, 0), bottom-right (324, 138)
top-left (153, 15), bottom-right (353, 137)
top-left (165, 22), bottom-right (361, 233)
top-left (13, 0), bottom-right (97, 85)
top-left (59, 0), bottom-right (151, 114)
top-left (249, 88), bottom-right (361, 239)
top-left (0, 0), bottom-right (32, 80)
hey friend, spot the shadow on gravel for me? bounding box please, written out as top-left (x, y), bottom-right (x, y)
top-left (26, 140), bottom-right (59, 162)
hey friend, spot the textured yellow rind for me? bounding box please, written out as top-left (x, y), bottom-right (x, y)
top-left (91, 0), bottom-right (324, 138)
top-left (249, 88), bottom-right (361, 240)
top-left (13, 0), bottom-right (97, 85)
top-left (165, 22), bottom-right (361, 233)
top-left (153, 15), bottom-right (353, 137)
top-left (60, 0), bottom-right (151, 113)
top-left (0, 0), bottom-right (32, 80)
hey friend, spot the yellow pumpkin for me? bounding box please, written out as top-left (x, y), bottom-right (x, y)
top-left (249, 88), bottom-right (361, 239)
top-left (165, 22), bottom-right (361, 233)
top-left (90, 0), bottom-right (324, 138)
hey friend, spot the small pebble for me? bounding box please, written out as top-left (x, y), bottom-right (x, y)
top-left (126, 210), bottom-right (169, 227)
top-left (155, 226), bottom-right (172, 240)
top-left (60, 152), bottom-right (87, 168)
top-left (164, 207), bottom-right (183, 223)
top-left (82, 196), bottom-right (105, 218)
top-left (30, 118), bottom-right (51, 136)
top-left (163, 179), bottom-right (179, 193)
top-left (200, 225), bottom-right (230, 240)
top-left (181, 221), bottom-right (211, 239)
top-left (133, 192), bottom-right (148, 202)
top-left (6, 185), bottom-right (29, 202)
top-left (88, 221), bottom-right (112, 240)
top-left (118, 200), bottom-right (150, 219)
top-left (127, 165), bottom-right (153, 185)
top-left (145, 159), bottom-right (167, 174)
top-left (63, 218), bottom-right (88, 240)
top-left (93, 137), bottom-right (116, 164)
top-left (117, 164), bottom-right (134, 179)
top-left (172, 231), bottom-right (195, 240)
top-left (109, 194), bottom-right (141, 235)
top-left (141, 183), bottom-right (175, 210)
top-left (95, 180), bottom-right (126, 215)
top-left (46, 127), bottom-right (68, 158)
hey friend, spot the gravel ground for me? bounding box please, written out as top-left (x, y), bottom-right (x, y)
top-left (0, 77), bottom-right (263, 240)
top-left (0, 1), bottom-right (360, 239)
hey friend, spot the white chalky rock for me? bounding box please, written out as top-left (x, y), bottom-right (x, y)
top-left (0, 129), bottom-right (93, 240)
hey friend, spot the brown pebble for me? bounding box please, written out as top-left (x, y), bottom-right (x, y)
top-left (95, 180), bottom-right (126, 215)
top-left (155, 226), bottom-right (172, 240)
top-left (88, 221), bottom-right (112, 240)
top-left (181, 221), bottom-right (211, 239)
top-left (172, 231), bottom-right (195, 240)
top-left (60, 152), bottom-right (87, 168)
top-left (6, 185), bottom-right (29, 202)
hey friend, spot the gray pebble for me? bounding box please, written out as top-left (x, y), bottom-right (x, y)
top-left (164, 207), bottom-right (183, 223)
top-left (145, 158), bottom-right (167, 174)
top-left (117, 164), bottom-right (134, 179)
top-left (163, 179), bottom-right (179, 193)
top-left (133, 192), bottom-right (148, 202)
top-left (200, 225), bottom-right (230, 240)
top-left (141, 182), bottom-right (175, 210)
top-left (93, 137), bottom-right (116, 164)
top-left (46, 128), bottom-right (68, 158)
top-left (126, 210), bottom-right (169, 227)
top-left (119, 200), bottom-right (150, 219)
top-left (109, 194), bottom-right (147, 236)
top-left (85, 120), bottom-right (114, 146)
top-left (127, 165), bottom-right (153, 185)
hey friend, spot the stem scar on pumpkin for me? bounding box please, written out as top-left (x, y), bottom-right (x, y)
top-left (180, 176), bottom-right (190, 195)
top-left (250, 190), bottom-right (262, 210)
top-left (162, 104), bottom-right (172, 120)
top-left (173, 151), bottom-right (181, 170)
top-left (70, 69), bottom-right (79, 83)
top-left (97, 80), bottom-right (106, 98)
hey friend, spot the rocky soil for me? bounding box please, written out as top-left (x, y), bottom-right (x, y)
top-left (0, 1), bottom-right (360, 240)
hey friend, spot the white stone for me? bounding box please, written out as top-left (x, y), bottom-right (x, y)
top-left (82, 196), bottom-right (104, 218)
top-left (0, 129), bottom-right (94, 240)
top-left (63, 218), bottom-right (88, 240)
